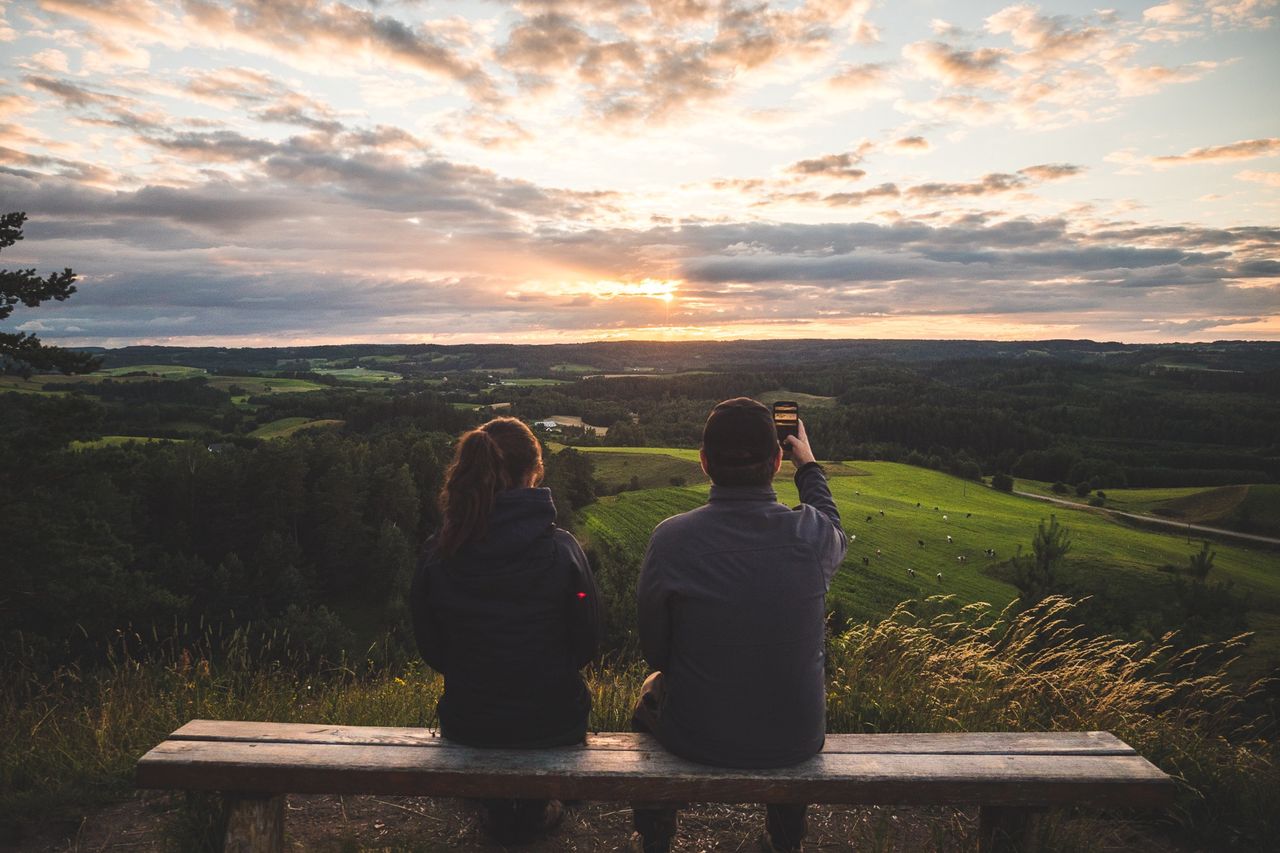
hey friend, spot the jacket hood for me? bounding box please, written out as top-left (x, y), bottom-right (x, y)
top-left (444, 487), bottom-right (558, 590)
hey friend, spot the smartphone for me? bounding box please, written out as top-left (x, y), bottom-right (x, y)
top-left (772, 401), bottom-right (799, 455)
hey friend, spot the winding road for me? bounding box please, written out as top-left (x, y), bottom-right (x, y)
top-left (1012, 490), bottom-right (1280, 548)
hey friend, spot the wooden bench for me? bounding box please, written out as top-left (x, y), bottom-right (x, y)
top-left (137, 720), bottom-right (1175, 852)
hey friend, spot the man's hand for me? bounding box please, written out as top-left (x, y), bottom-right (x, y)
top-left (785, 419), bottom-right (817, 468)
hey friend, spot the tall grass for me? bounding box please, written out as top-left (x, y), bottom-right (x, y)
top-left (2, 597), bottom-right (1275, 849)
top-left (824, 595), bottom-right (1277, 849)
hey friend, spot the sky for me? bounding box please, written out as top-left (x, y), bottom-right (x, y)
top-left (1, 0), bottom-right (1278, 347)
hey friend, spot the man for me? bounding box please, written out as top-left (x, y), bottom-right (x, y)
top-left (632, 397), bottom-right (848, 853)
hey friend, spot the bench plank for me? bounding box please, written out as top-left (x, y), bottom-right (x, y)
top-left (137, 739), bottom-right (1174, 807)
top-left (167, 721), bottom-right (1137, 756)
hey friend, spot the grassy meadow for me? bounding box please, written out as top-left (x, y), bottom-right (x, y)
top-left (247, 417), bottom-right (345, 440)
top-left (576, 449), bottom-right (1280, 675)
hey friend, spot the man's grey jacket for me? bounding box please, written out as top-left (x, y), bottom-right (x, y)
top-left (636, 462), bottom-right (848, 767)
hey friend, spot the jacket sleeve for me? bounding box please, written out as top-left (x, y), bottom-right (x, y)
top-left (636, 532), bottom-right (671, 671)
top-left (409, 545), bottom-right (448, 675)
top-left (561, 532), bottom-right (602, 669)
top-left (794, 462), bottom-right (848, 586)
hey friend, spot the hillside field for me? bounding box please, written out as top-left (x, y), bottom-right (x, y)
top-left (576, 449), bottom-right (1280, 675)
top-left (248, 417), bottom-right (344, 439)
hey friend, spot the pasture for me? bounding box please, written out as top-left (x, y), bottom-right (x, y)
top-left (312, 367), bottom-right (401, 382)
top-left (248, 417), bottom-right (344, 439)
top-left (576, 450), bottom-right (1280, 673)
top-left (69, 435), bottom-right (182, 449)
top-left (757, 389), bottom-right (840, 408)
top-left (1016, 480), bottom-right (1280, 539)
top-left (206, 376), bottom-right (326, 395)
top-left (98, 364), bottom-right (207, 378)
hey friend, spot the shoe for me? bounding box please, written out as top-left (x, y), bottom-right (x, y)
top-left (630, 830), bottom-right (673, 853)
top-left (541, 799), bottom-right (565, 835)
top-left (759, 831), bottom-right (803, 852)
top-left (484, 798), bottom-right (564, 846)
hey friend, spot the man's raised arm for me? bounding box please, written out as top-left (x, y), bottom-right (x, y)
top-left (786, 420), bottom-right (848, 582)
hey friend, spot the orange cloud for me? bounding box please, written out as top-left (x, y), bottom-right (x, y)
top-left (1153, 137), bottom-right (1280, 165)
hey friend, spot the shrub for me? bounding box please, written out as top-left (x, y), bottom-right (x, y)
top-left (990, 472), bottom-right (1014, 493)
top-left (1075, 481), bottom-right (1091, 497)
top-left (1051, 481), bottom-right (1069, 495)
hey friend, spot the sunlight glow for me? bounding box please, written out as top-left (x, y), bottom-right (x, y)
top-left (551, 279), bottom-right (682, 303)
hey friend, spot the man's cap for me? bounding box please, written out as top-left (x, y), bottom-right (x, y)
top-left (702, 397), bottom-right (779, 465)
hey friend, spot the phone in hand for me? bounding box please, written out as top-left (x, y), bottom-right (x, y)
top-left (772, 401), bottom-right (799, 456)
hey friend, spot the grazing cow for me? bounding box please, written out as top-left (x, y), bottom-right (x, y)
top-left (957, 555), bottom-right (967, 563)
top-left (878, 510), bottom-right (885, 517)
top-left (934, 506), bottom-right (939, 511)
top-left (861, 556), bottom-right (870, 566)
top-left (916, 502), bottom-right (921, 508)
top-left (917, 539), bottom-right (925, 548)
top-left (936, 572), bottom-right (943, 582)
top-left (942, 514), bottom-right (948, 521)
top-left (908, 568), bottom-right (916, 578)
top-left (866, 515), bottom-right (873, 523)
top-left (966, 513), bottom-right (972, 518)
top-left (946, 535), bottom-right (953, 544)
top-left (876, 548), bottom-right (882, 556)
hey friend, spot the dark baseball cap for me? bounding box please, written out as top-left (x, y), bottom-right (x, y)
top-left (702, 397), bottom-right (780, 465)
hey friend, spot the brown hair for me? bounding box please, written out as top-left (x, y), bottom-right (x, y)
top-left (436, 417), bottom-right (544, 558)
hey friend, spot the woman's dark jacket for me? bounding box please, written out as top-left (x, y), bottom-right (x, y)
top-left (409, 487), bottom-right (602, 747)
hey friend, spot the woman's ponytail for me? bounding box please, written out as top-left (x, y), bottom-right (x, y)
top-left (436, 428), bottom-right (507, 558)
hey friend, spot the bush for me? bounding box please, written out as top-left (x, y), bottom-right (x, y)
top-left (990, 472), bottom-right (1014, 493)
top-left (1075, 481), bottom-right (1091, 497)
top-left (1051, 481), bottom-right (1069, 495)
top-left (1088, 496), bottom-right (1105, 507)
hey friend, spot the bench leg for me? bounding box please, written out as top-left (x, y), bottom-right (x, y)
top-left (978, 806), bottom-right (1040, 853)
top-left (223, 793), bottom-right (284, 853)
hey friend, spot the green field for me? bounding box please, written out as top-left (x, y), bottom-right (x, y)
top-left (1016, 480), bottom-right (1280, 538)
top-left (757, 389), bottom-right (839, 408)
top-left (312, 367), bottom-right (401, 382)
top-left (0, 375), bottom-right (63, 394)
top-left (577, 451), bottom-right (1280, 673)
top-left (68, 435), bottom-right (182, 449)
top-left (248, 417), bottom-right (344, 439)
top-left (207, 376), bottom-right (326, 395)
top-left (98, 364), bottom-right (207, 378)
top-left (497, 378), bottom-right (572, 386)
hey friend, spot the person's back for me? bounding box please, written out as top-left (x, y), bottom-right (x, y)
top-left (632, 398), bottom-right (847, 852)
top-left (409, 417), bottom-right (600, 844)
top-left (638, 472), bottom-right (841, 766)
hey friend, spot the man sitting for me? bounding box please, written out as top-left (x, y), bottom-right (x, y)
top-left (631, 397), bottom-right (848, 852)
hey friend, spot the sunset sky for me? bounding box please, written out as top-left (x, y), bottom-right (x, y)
top-left (1, 0), bottom-right (1278, 346)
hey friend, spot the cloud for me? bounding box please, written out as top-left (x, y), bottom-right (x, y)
top-left (1235, 169), bottom-right (1280, 187)
top-left (891, 135), bottom-right (930, 152)
top-left (785, 144), bottom-right (873, 179)
top-left (903, 41), bottom-right (1007, 86)
top-left (825, 62), bottom-right (892, 92)
top-left (1152, 137), bottom-right (1280, 165)
top-left (1017, 163), bottom-right (1084, 181)
top-left (1113, 60), bottom-right (1218, 96)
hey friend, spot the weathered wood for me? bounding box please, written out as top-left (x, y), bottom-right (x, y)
top-left (223, 794), bottom-right (283, 853)
top-left (978, 805), bottom-right (1043, 853)
top-left (137, 739), bottom-right (1174, 807)
top-left (167, 721), bottom-right (1136, 756)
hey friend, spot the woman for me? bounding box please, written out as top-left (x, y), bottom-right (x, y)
top-left (410, 417), bottom-right (601, 845)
